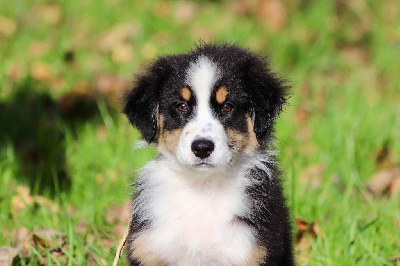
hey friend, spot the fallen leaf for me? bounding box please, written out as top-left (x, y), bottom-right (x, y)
top-left (153, 1), bottom-right (171, 18)
top-left (174, 1), bottom-right (198, 24)
top-left (111, 43), bottom-right (134, 64)
top-left (389, 177), bottom-right (400, 200)
top-left (10, 227), bottom-right (30, 258)
top-left (92, 73), bottom-right (130, 107)
top-left (0, 246), bottom-right (21, 266)
top-left (97, 23), bottom-right (139, 52)
top-left (300, 164), bottom-right (326, 190)
top-left (295, 218), bottom-right (323, 262)
top-left (340, 45), bottom-right (369, 65)
top-left (374, 141), bottom-right (398, 169)
top-left (30, 62), bottom-right (54, 82)
top-left (11, 186), bottom-right (34, 217)
top-left (104, 200), bottom-right (131, 225)
top-left (295, 106), bottom-right (309, 126)
top-left (29, 41), bottom-right (50, 58)
top-left (75, 220), bottom-right (88, 234)
top-left (257, 0), bottom-right (287, 31)
top-left (366, 168), bottom-right (400, 197)
top-left (37, 3), bottom-right (62, 25)
top-left (8, 64), bottom-right (25, 82)
top-left (388, 253), bottom-right (400, 265)
top-left (33, 234), bottom-right (51, 249)
top-left (231, 0), bottom-right (257, 16)
top-left (0, 16), bottom-right (17, 37)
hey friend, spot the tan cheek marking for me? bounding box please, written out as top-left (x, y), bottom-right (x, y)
top-left (129, 232), bottom-right (164, 266)
top-left (226, 115), bottom-right (259, 153)
top-left (157, 115), bottom-right (183, 154)
top-left (181, 87), bottom-right (191, 101)
top-left (227, 128), bottom-right (247, 152)
top-left (245, 245), bottom-right (267, 266)
top-left (216, 86), bottom-right (228, 104)
top-left (244, 115), bottom-right (259, 153)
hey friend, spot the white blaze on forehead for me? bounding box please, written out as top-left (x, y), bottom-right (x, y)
top-left (185, 56), bottom-right (220, 117)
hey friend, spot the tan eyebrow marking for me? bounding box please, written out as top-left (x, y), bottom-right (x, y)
top-left (216, 86), bottom-right (228, 104)
top-left (181, 87), bottom-right (191, 101)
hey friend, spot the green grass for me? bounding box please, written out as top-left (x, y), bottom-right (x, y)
top-left (1, 0), bottom-right (399, 265)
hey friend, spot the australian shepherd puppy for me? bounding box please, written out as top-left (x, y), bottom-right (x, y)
top-left (123, 44), bottom-right (294, 265)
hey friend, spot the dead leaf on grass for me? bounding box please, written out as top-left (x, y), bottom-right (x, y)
top-left (174, 1), bottom-right (198, 24)
top-left (374, 141), bottom-right (398, 169)
top-left (29, 41), bottom-right (51, 58)
top-left (97, 23), bottom-right (139, 52)
top-left (388, 253), bottom-right (400, 265)
top-left (111, 43), bottom-right (135, 64)
top-left (300, 164), bottom-right (325, 190)
top-left (0, 246), bottom-right (21, 266)
top-left (366, 167), bottom-right (400, 197)
top-left (105, 200), bottom-right (131, 225)
top-left (0, 16), bottom-right (17, 37)
top-left (257, 0), bottom-right (287, 31)
top-left (295, 218), bottom-right (323, 262)
top-left (37, 3), bottom-right (62, 25)
top-left (30, 62), bottom-right (54, 82)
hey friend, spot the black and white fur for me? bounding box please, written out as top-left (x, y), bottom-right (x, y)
top-left (123, 44), bottom-right (294, 265)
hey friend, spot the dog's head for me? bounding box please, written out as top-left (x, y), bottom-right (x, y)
top-left (124, 44), bottom-right (288, 171)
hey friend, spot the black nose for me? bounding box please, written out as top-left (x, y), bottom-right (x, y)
top-left (191, 139), bottom-right (214, 159)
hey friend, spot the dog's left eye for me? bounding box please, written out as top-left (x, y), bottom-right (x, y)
top-left (222, 103), bottom-right (233, 113)
top-left (177, 102), bottom-right (189, 113)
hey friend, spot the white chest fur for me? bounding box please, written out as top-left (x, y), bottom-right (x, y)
top-left (134, 160), bottom-right (256, 265)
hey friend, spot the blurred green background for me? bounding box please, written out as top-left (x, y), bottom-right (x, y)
top-left (0, 0), bottom-right (399, 265)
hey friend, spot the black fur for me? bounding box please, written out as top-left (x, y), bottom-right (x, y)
top-left (124, 43), bottom-right (293, 265)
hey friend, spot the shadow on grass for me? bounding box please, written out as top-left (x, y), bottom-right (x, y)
top-left (0, 77), bottom-right (114, 196)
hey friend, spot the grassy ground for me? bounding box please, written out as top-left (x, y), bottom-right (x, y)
top-left (1, 0), bottom-right (399, 265)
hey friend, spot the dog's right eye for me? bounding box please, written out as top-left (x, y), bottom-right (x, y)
top-left (177, 103), bottom-right (189, 113)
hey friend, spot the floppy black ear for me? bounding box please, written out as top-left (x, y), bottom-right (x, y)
top-left (123, 58), bottom-right (171, 143)
top-left (241, 55), bottom-right (289, 147)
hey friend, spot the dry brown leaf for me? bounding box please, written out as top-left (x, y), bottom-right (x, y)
top-left (104, 200), bottom-right (131, 225)
top-left (153, 1), bottom-right (171, 18)
top-left (0, 246), bottom-right (21, 266)
top-left (257, 0), bottom-right (287, 31)
top-left (388, 253), bottom-right (400, 265)
top-left (174, 1), bottom-right (198, 24)
top-left (10, 227), bottom-right (31, 258)
top-left (366, 167), bottom-right (400, 197)
top-left (374, 142), bottom-right (398, 169)
top-left (92, 73), bottom-right (129, 107)
top-left (111, 43), bottom-right (134, 64)
top-left (33, 195), bottom-right (60, 212)
top-left (97, 23), bottom-right (138, 52)
top-left (37, 3), bottom-right (62, 25)
top-left (29, 41), bottom-right (50, 58)
top-left (231, 0), bottom-right (258, 16)
top-left (30, 62), bottom-right (54, 82)
top-left (11, 186), bottom-right (34, 216)
top-left (33, 234), bottom-right (51, 249)
top-left (295, 107), bottom-right (309, 126)
top-left (0, 16), bottom-right (17, 37)
top-left (389, 178), bottom-right (400, 200)
top-left (295, 218), bottom-right (322, 262)
top-left (8, 64), bottom-right (25, 82)
top-left (340, 45), bottom-right (369, 65)
top-left (300, 164), bottom-right (326, 190)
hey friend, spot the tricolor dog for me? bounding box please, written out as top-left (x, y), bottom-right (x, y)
top-left (123, 44), bottom-right (294, 265)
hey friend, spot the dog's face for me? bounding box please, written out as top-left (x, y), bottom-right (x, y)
top-left (124, 44), bottom-right (287, 171)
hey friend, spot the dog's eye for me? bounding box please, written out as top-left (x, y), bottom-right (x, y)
top-left (177, 102), bottom-right (189, 113)
top-left (222, 103), bottom-right (233, 113)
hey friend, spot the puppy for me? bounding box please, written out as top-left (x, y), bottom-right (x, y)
top-left (123, 44), bottom-right (294, 265)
